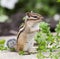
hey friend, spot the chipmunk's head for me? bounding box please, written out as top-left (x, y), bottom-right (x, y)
top-left (26, 11), bottom-right (44, 21)
top-left (25, 11), bottom-right (44, 26)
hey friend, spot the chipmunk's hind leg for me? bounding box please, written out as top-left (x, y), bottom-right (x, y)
top-left (15, 43), bottom-right (24, 52)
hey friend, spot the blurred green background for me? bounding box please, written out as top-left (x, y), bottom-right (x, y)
top-left (0, 0), bottom-right (60, 36)
top-left (0, 0), bottom-right (60, 17)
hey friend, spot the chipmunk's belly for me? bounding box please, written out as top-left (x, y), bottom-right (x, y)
top-left (23, 32), bottom-right (37, 51)
top-left (23, 23), bottom-right (40, 51)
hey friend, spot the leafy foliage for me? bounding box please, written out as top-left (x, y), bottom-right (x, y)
top-left (35, 22), bottom-right (60, 59)
top-left (39, 22), bottom-right (50, 34)
top-left (55, 21), bottom-right (60, 32)
top-left (19, 51), bottom-right (25, 55)
top-left (0, 39), bottom-right (5, 44)
top-left (0, 39), bottom-right (7, 51)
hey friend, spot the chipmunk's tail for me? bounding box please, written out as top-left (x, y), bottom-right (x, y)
top-left (7, 39), bottom-right (17, 50)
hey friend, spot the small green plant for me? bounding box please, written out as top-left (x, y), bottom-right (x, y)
top-left (0, 39), bottom-right (5, 44)
top-left (0, 39), bottom-right (7, 51)
top-left (35, 22), bottom-right (60, 59)
top-left (55, 21), bottom-right (60, 49)
top-left (19, 51), bottom-right (25, 55)
top-left (55, 21), bottom-right (60, 40)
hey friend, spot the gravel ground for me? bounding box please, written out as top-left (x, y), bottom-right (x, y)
top-left (0, 50), bottom-right (52, 59)
top-left (0, 36), bottom-right (37, 59)
top-left (0, 51), bottom-right (37, 59)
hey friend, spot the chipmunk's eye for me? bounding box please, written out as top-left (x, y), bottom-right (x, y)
top-left (33, 16), bottom-right (37, 18)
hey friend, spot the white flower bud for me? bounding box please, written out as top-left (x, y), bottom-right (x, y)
top-left (1, 0), bottom-right (18, 9)
top-left (54, 14), bottom-right (60, 21)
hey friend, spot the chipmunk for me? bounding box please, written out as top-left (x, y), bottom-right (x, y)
top-left (7, 11), bottom-right (44, 54)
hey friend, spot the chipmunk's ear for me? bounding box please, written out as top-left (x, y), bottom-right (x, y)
top-left (26, 11), bottom-right (33, 17)
top-left (31, 11), bottom-right (33, 13)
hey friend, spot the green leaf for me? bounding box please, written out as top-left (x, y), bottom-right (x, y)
top-left (19, 51), bottom-right (25, 55)
top-left (0, 39), bottom-right (5, 44)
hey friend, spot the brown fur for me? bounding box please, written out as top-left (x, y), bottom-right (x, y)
top-left (15, 11), bottom-right (44, 52)
top-left (16, 25), bottom-right (30, 51)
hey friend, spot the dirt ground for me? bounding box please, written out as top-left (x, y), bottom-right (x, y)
top-left (0, 36), bottom-right (37, 59)
top-left (0, 51), bottom-right (37, 59)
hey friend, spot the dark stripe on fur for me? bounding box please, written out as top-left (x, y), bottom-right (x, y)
top-left (17, 27), bottom-right (25, 41)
